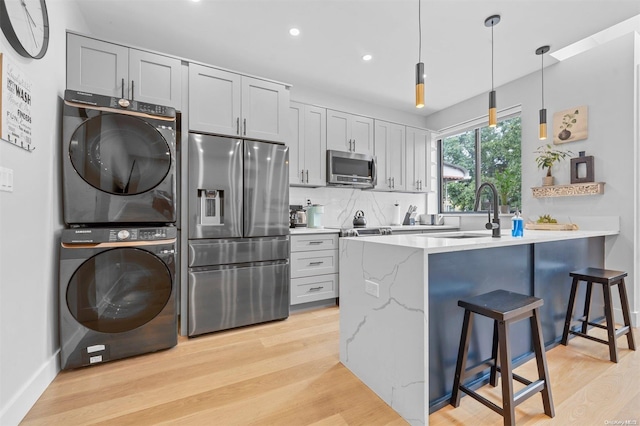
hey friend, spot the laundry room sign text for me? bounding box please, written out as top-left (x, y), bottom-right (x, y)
top-left (1, 53), bottom-right (35, 152)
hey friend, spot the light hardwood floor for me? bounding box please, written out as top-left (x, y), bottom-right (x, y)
top-left (22, 307), bottom-right (639, 425)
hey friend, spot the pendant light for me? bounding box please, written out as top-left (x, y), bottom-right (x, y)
top-left (415, 0), bottom-right (424, 108)
top-left (536, 45), bottom-right (550, 140)
top-left (484, 15), bottom-right (500, 127)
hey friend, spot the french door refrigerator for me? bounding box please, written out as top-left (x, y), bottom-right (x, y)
top-left (187, 133), bottom-right (289, 336)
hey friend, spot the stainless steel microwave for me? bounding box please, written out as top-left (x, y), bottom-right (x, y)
top-left (326, 150), bottom-right (377, 188)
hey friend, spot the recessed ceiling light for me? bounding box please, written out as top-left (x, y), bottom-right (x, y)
top-left (362, 54), bottom-right (373, 61)
top-left (289, 28), bottom-right (300, 36)
top-left (191, 0), bottom-right (201, 2)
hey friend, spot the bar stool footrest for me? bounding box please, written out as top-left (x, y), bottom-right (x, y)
top-left (575, 319), bottom-right (608, 330)
top-left (568, 330), bottom-right (609, 345)
top-left (615, 325), bottom-right (631, 338)
top-left (459, 384), bottom-right (503, 416)
top-left (514, 379), bottom-right (546, 407)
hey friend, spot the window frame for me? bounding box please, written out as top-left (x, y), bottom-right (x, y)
top-left (436, 106), bottom-right (522, 214)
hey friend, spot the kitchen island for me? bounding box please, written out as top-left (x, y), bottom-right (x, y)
top-left (339, 226), bottom-right (619, 425)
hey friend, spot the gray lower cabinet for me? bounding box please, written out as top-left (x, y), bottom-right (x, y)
top-left (66, 33), bottom-right (182, 109)
top-left (290, 234), bottom-right (339, 305)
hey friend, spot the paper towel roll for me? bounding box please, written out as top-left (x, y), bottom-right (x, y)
top-left (391, 203), bottom-right (402, 226)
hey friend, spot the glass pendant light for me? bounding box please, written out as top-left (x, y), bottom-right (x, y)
top-left (484, 15), bottom-right (500, 127)
top-left (416, 0), bottom-right (424, 108)
top-left (536, 45), bottom-right (550, 140)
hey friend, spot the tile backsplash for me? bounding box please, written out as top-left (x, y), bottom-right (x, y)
top-left (290, 186), bottom-right (428, 228)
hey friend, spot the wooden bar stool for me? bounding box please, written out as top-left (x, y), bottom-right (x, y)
top-left (450, 290), bottom-right (554, 426)
top-left (561, 268), bottom-right (636, 363)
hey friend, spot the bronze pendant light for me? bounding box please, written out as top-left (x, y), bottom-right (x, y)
top-left (536, 45), bottom-right (550, 140)
top-left (485, 15), bottom-right (500, 127)
top-left (416, 0), bottom-right (424, 108)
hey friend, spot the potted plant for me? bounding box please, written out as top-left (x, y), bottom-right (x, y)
top-left (534, 144), bottom-right (572, 186)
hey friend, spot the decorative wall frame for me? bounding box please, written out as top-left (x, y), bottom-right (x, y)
top-left (1, 52), bottom-right (35, 152)
top-left (570, 152), bottom-right (594, 184)
top-left (553, 105), bottom-right (588, 144)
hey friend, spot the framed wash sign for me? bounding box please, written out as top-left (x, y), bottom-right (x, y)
top-left (553, 105), bottom-right (588, 145)
top-left (1, 53), bottom-right (35, 151)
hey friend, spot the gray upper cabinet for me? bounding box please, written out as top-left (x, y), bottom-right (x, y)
top-left (405, 126), bottom-right (432, 193)
top-left (374, 120), bottom-right (406, 191)
top-left (189, 63), bottom-right (289, 143)
top-left (288, 102), bottom-right (326, 186)
top-left (326, 110), bottom-right (373, 156)
top-left (66, 33), bottom-right (182, 109)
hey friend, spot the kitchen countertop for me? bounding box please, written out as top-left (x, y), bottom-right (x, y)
top-left (387, 224), bottom-right (458, 232)
top-left (342, 228), bottom-right (619, 253)
top-left (289, 225), bottom-right (458, 235)
top-left (338, 224), bottom-right (619, 425)
top-left (289, 227), bottom-right (340, 235)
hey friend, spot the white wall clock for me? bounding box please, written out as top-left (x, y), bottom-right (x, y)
top-left (0, 0), bottom-right (49, 59)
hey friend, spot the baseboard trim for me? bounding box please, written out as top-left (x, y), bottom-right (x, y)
top-left (0, 351), bottom-right (59, 426)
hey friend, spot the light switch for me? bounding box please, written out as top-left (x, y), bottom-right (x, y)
top-left (0, 167), bottom-right (14, 192)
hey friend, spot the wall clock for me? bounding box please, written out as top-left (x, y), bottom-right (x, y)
top-left (0, 0), bottom-right (49, 59)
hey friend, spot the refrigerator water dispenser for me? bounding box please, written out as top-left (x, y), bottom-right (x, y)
top-left (198, 189), bottom-right (222, 225)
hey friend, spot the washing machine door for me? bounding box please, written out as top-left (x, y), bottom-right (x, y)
top-left (69, 113), bottom-right (171, 195)
top-left (67, 247), bottom-right (172, 333)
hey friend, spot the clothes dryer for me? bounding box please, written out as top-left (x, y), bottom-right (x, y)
top-left (62, 90), bottom-right (177, 226)
top-left (59, 226), bottom-right (177, 369)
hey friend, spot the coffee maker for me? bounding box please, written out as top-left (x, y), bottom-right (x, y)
top-left (289, 205), bottom-right (307, 228)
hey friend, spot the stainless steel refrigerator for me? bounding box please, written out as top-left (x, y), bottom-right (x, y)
top-left (187, 133), bottom-right (289, 336)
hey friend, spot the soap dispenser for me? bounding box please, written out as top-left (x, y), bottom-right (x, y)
top-left (511, 211), bottom-right (524, 237)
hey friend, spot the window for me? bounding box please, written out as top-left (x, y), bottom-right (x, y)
top-left (440, 116), bottom-right (521, 213)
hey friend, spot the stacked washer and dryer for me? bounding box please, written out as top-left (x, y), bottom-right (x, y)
top-left (59, 90), bottom-right (178, 369)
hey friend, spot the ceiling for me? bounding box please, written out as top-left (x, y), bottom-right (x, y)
top-left (73, 0), bottom-right (640, 117)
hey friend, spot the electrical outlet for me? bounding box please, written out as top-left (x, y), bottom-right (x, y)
top-left (365, 280), bottom-right (379, 298)
top-left (0, 167), bottom-right (14, 192)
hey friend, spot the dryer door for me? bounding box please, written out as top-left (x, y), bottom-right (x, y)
top-left (69, 113), bottom-right (171, 195)
top-left (67, 247), bottom-right (172, 333)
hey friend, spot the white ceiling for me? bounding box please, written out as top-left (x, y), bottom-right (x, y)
top-left (73, 0), bottom-right (640, 117)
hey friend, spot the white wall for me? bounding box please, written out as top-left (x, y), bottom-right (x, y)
top-left (426, 33), bottom-right (639, 325)
top-left (0, 3), bottom-right (89, 424)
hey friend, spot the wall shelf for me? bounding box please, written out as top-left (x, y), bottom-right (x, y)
top-left (532, 182), bottom-right (605, 198)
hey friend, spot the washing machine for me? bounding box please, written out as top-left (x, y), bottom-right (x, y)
top-left (62, 90), bottom-right (177, 226)
top-left (59, 226), bottom-right (177, 370)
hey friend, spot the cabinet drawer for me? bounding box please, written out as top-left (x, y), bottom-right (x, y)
top-left (290, 234), bottom-right (338, 252)
top-left (291, 274), bottom-right (338, 305)
top-left (290, 250), bottom-right (338, 278)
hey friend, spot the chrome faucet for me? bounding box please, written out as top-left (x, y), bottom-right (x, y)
top-left (474, 182), bottom-right (501, 238)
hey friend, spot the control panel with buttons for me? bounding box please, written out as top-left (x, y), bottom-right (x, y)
top-left (62, 226), bottom-right (176, 244)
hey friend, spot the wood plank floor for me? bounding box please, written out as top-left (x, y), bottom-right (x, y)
top-left (22, 307), bottom-right (639, 425)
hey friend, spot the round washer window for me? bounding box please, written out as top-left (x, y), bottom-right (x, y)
top-left (67, 248), bottom-right (172, 334)
top-left (69, 114), bottom-right (171, 195)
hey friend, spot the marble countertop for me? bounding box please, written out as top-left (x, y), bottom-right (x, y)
top-left (343, 228), bottom-right (619, 254)
top-left (289, 225), bottom-right (457, 235)
top-left (289, 227), bottom-right (340, 235)
top-left (388, 225), bottom-right (458, 231)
